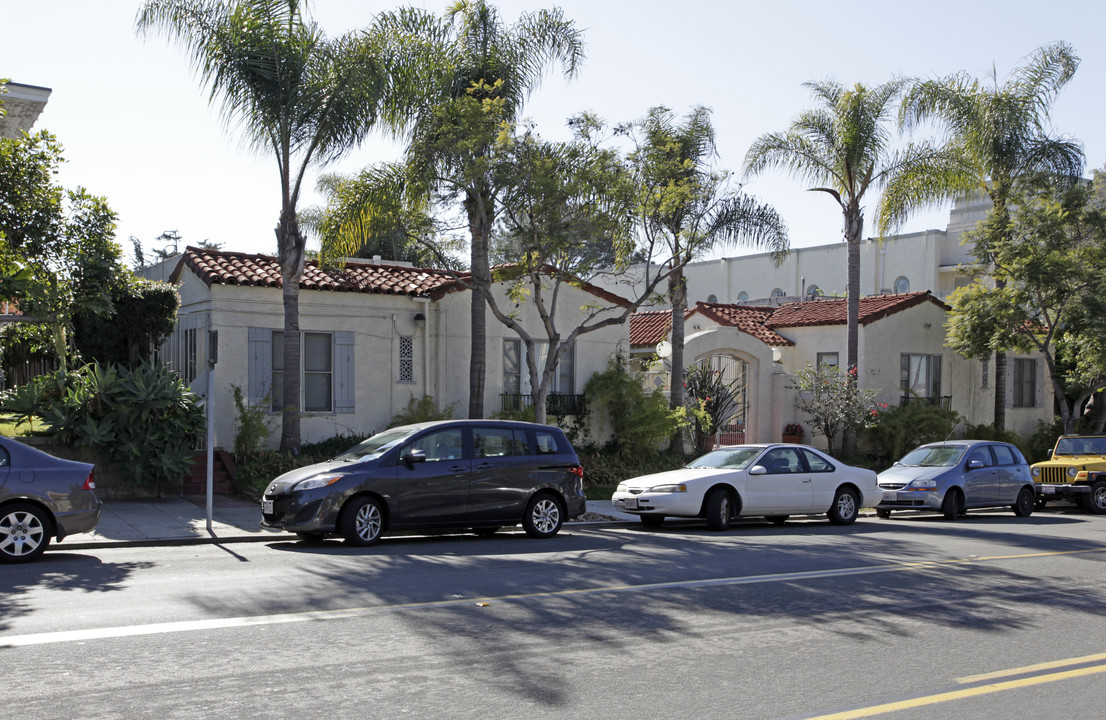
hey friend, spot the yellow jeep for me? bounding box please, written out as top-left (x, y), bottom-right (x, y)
top-left (1031, 434), bottom-right (1106, 513)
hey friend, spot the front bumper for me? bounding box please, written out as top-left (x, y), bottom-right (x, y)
top-left (611, 491), bottom-right (703, 517)
top-left (261, 490), bottom-right (340, 533)
top-left (876, 489), bottom-right (941, 511)
top-left (1035, 483), bottom-right (1090, 500)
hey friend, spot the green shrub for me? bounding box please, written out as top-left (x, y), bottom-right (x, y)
top-left (231, 384), bottom-right (275, 458)
top-left (0, 361), bottom-right (205, 496)
top-left (860, 402), bottom-right (961, 463)
top-left (577, 446), bottom-right (688, 489)
top-left (231, 432), bottom-right (367, 495)
top-left (1024, 417), bottom-right (1064, 464)
top-left (582, 355), bottom-right (682, 457)
top-left (388, 393), bottom-right (455, 428)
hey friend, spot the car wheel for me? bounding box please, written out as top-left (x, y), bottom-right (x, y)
top-left (1012, 487), bottom-right (1036, 517)
top-left (295, 531), bottom-right (326, 544)
top-left (523, 494), bottom-right (563, 538)
top-left (639, 514), bottom-right (665, 528)
top-left (473, 526), bottom-right (501, 538)
top-left (1085, 482), bottom-right (1106, 515)
top-left (765, 515), bottom-right (788, 526)
top-left (827, 488), bottom-right (859, 525)
top-left (705, 488), bottom-right (732, 531)
top-left (0, 503), bottom-right (51, 563)
top-left (941, 488), bottom-right (964, 521)
top-left (341, 496), bottom-right (384, 546)
top-left (875, 508), bottom-right (892, 519)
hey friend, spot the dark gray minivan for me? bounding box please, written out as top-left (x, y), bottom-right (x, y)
top-left (261, 420), bottom-right (585, 545)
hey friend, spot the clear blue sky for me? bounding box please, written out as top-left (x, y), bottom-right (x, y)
top-left (5, 0), bottom-right (1104, 264)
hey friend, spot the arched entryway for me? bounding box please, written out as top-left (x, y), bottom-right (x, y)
top-left (694, 354), bottom-right (749, 444)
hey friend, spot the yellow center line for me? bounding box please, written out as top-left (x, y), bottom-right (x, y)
top-left (957, 652), bottom-right (1106, 684)
top-left (806, 664), bottom-right (1106, 720)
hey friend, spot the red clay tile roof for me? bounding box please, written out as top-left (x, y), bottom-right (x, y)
top-left (764, 291), bottom-right (949, 329)
top-left (630, 310), bottom-right (673, 346)
top-left (171, 247), bottom-right (461, 298)
top-left (631, 303), bottom-right (795, 348)
top-left (691, 303), bottom-right (794, 346)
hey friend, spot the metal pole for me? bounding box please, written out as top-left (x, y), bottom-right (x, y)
top-left (206, 357), bottom-right (214, 533)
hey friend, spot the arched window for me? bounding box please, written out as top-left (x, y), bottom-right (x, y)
top-left (894, 276), bottom-right (910, 294)
top-left (770, 288), bottom-right (785, 298)
top-left (736, 291), bottom-right (749, 302)
top-left (706, 294), bottom-right (718, 303)
top-left (807, 284), bottom-right (823, 299)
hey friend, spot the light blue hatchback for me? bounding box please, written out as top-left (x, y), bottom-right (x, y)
top-left (876, 440), bottom-right (1036, 520)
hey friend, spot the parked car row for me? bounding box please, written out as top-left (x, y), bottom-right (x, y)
top-left (612, 439), bottom-right (1038, 529)
top-left (0, 419), bottom-right (1084, 563)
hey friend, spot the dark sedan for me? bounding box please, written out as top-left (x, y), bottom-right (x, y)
top-left (0, 436), bottom-right (100, 562)
top-left (262, 420), bottom-right (586, 545)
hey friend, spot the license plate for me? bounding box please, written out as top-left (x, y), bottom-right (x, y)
top-left (262, 499), bottom-right (274, 514)
top-left (1041, 486), bottom-right (1056, 495)
top-left (623, 497), bottom-right (639, 510)
top-left (882, 492), bottom-right (898, 502)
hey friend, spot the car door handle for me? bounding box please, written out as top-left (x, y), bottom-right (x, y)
top-left (475, 463), bottom-right (494, 470)
top-left (452, 464), bottom-right (470, 472)
top-left (801, 478), bottom-right (812, 483)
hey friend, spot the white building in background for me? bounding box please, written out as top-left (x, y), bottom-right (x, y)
top-left (0, 82), bottom-right (51, 139)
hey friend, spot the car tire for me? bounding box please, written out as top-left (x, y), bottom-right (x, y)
top-left (1012, 487), bottom-right (1035, 517)
top-left (941, 488), bottom-right (964, 521)
top-left (875, 508), bottom-right (892, 519)
top-left (0, 503), bottom-right (51, 563)
top-left (295, 531), bottom-right (326, 544)
top-left (639, 514), bottom-right (665, 528)
top-left (523, 494), bottom-right (563, 538)
top-left (827, 488), bottom-right (859, 525)
top-left (1085, 482), bottom-right (1106, 515)
top-left (705, 488), bottom-right (733, 531)
top-left (765, 515), bottom-right (788, 526)
top-left (341, 496), bottom-right (384, 546)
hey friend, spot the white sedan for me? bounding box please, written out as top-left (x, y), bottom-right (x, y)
top-left (611, 444), bottom-right (881, 530)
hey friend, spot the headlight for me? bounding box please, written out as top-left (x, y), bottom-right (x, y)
top-left (908, 479), bottom-right (938, 490)
top-left (1067, 467), bottom-right (1079, 478)
top-left (616, 483), bottom-right (627, 493)
top-left (1031, 467), bottom-right (1040, 477)
top-left (650, 483), bottom-right (687, 493)
top-left (293, 474), bottom-right (345, 491)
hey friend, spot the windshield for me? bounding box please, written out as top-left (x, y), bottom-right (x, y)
top-left (335, 427), bottom-right (416, 462)
top-left (1054, 437), bottom-right (1106, 456)
top-left (687, 447), bottom-right (762, 470)
top-left (898, 445), bottom-right (965, 467)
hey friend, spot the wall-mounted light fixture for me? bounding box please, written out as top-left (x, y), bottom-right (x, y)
top-left (414, 312), bottom-right (426, 324)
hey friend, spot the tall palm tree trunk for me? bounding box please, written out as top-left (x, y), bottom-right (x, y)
top-left (466, 189), bottom-right (492, 419)
top-left (843, 204), bottom-right (863, 457)
top-left (668, 269), bottom-right (688, 452)
top-left (277, 209), bottom-right (305, 452)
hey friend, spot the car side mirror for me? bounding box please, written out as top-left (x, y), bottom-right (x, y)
top-left (748, 465), bottom-right (767, 475)
top-left (404, 449), bottom-right (426, 467)
top-left (967, 459), bottom-right (984, 470)
top-left (1047, 449), bottom-right (1053, 458)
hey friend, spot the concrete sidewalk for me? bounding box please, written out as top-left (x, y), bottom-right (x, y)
top-left (60, 496), bottom-right (639, 550)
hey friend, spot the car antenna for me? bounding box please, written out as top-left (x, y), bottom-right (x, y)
top-left (944, 421), bottom-right (964, 442)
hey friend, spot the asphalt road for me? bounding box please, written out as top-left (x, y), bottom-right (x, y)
top-left (5, 509), bottom-right (1106, 719)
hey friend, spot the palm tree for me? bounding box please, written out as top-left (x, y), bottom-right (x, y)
top-left (136, 0), bottom-right (411, 450)
top-left (633, 106), bottom-right (788, 447)
top-left (745, 80), bottom-right (961, 454)
top-left (370, 0), bottom-right (585, 419)
top-left (900, 41), bottom-right (1085, 430)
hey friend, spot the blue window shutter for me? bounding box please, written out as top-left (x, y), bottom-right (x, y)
top-left (335, 331), bottom-right (355, 414)
top-left (248, 327), bottom-right (272, 406)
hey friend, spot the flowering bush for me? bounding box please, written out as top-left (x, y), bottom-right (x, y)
top-left (787, 364), bottom-right (880, 456)
top-left (783, 423), bottom-right (804, 437)
top-left (683, 364), bottom-right (743, 451)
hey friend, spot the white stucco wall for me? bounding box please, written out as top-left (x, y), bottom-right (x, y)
top-left (172, 272), bottom-right (628, 448)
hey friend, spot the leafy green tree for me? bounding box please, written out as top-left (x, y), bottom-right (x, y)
top-left (946, 175), bottom-right (1106, 434)
top-left (635, 106), bottom-right (787, 446)
top-left (137, 0), bottom-right (412, 450)
top-left (361, 1), bottom-right (585, 419)
top-left (901, 41), bottom-right (1085, 430)
top-left (745, 79), bottom-right (961, 454)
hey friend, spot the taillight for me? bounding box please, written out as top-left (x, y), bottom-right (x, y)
top-left (83, 470), bottom-right (95, 490)
top-left (570, 465), bottom-right (584, 478)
